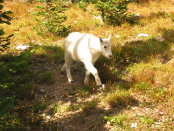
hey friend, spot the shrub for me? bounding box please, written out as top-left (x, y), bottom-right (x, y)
top-left (34, 1), bottom-right (70, 37)
top-left (0, 50), bottom-right (38, 128)
top-left (95, 0), bottom-right (137, 25)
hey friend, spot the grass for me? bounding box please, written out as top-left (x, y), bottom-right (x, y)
top-left (134, 82), bottom-right (149, 91)
top-left (102, 89), bottom-right (136, 108)
top-left (139, 115), bottom-right (156, 127)
top-left (1, 0), bottom-right (174, 130)
top-left (81, 100), bottom-right (97, 112)
top-left (33, 45), bottom-right (64, 58)
top-left (104, 114), bottom-right (126, 129)
top-left (38, 71), bottom-right (55, 84)
top-left (33, 101), bottom-right (46, 113)
top-left (52, 101), bottom-right (71, 114)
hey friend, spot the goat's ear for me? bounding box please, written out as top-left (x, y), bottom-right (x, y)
top-left (108, 34), bottom-right (113, 40)
top-left (99, 37), bottom-right (103, 43)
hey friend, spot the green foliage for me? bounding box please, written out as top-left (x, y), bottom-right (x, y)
top-left (33, 101), bottom-right (46, 113)
top-left (34, 1), bottom-right (70, 37)
top-left (77, 1), bottom-right (88, 12)
top-left (0, 96), bottom-right (16, 115)
top-left (38, 71), bottom-right (55, 84)
top-left (95, 0), bottom-right (137, 25)
top-left (139, 115), bottom-right (156, 127)
top-left (0, 51), bottom-right (36, 129)
top-left (0, 114), bottom-right (23, 129)
top-left (134, 82), bottom-right (149, 91)
top-left (79, 0), bottom-right (99, 3)
top-left (104, 115), bottom-right (126, 129)
top-left (0, 96), bottom-right (22, 129)
top-left (77, 0), bottom-right (99, 11)
top-left (0, 0), bottom-right (13, 51)
top-left (0, 52), bottom-right (32, 90)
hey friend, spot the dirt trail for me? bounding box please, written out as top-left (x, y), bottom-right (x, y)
top-left (33, 59), bottom-right (113, 131)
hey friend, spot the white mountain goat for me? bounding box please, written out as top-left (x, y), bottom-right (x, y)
top-left (61, 32), bottom-right (112, 88)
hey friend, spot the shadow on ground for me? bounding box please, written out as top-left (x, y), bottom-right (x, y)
top-left (1, 28), bottom-right (174, 130)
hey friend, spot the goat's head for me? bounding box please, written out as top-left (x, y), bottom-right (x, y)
top-left (100, 34), bottom-right (112, 59)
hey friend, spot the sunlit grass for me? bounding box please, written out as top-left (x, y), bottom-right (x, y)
top-left (102, 89), bottom-right (136, 108)
top-left (2, 0), bottom-right (174, 130)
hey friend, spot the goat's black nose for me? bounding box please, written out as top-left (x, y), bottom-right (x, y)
top-left (109, 55), bottom-right (112, 58)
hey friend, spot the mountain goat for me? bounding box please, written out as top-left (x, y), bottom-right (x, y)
top-left (61, 32), bottom-right (112, 88)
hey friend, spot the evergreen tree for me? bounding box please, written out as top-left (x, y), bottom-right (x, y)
top-left (34, 0), bottom-right (70, 37)
top-left (0, 0), bottom-right (13, 51)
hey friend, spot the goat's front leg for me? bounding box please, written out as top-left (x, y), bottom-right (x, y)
top-left (65, 63), bottom-right (73, 83)
top-left (84, 70), bottom-right (90, 84)
top-left (84, 61), bottom-right (102, 86)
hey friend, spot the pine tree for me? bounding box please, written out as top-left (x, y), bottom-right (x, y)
top-left (34, 0), bottom-right (70, 37)
top-left (0, 0), bottom-right (13, 51)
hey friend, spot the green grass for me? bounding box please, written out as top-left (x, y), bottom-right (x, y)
top-left (78, 85), bottom-right (96, 96)
top-left (32, 45), bottom-right (64, 60)
top-left (102, 89), bottom-right (136, 107)
top-left (51, 101), bottom-right (73, 114)
top-left (104, 114), bottom-right (127, 129)
top-left (139, 115), bottom-right (156, 127)
top-left (81, 100), bottom-right (97, 112)
top-left (0, 114), bottom-right (24, 129)
top-left (33, 101), bottom-right (47, 113)
top-left (134, 82), bottom-right (149, 91)
top-left (38, 71), bottom-right (55, 84)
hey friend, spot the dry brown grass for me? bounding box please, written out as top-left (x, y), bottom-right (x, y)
top-left (2, 2), bottom-right (44, 44)
top-left (127, 62), bottom-right (174, 86)
top-left (2, 1), bottom-right (174, 129)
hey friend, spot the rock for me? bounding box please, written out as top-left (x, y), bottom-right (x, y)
top-left (40, 88), bottom-right (46, 94)
top-left (131, 122), bottom-right (137, 128)
top-left (137, 33), bottom-right (149, 37)
top-left (45, 115), bottom-right (51, 122)
top-left (16, 45), bottom-right (30, 50)
top-left (93, 16), bottom-right (103, 24)
top-left (115, 35), bottom-right (120, 38)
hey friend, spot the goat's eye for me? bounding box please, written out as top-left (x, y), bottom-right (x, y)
top-left (104, 46), bottom-right (107, 49)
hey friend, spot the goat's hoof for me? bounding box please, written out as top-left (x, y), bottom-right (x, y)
top-left (68, 80), bottom-right (74, 83)
top-left (97, 84), bottom-right (105, 91)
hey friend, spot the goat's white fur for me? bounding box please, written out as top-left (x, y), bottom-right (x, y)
top-left (61, 32), bottom-right (112, 87)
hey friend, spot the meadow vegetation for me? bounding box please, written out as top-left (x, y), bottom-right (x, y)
top-left (1, 0), bottom-right (174, 130)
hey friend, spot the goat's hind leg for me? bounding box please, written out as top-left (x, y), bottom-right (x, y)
top-left (65, 52), bottom-right (73, 83)
top-left (61, 63), bottom-right (66, 72)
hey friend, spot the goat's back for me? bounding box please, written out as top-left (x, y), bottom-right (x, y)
top-left (64, 32), bottom-right (100, 62)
